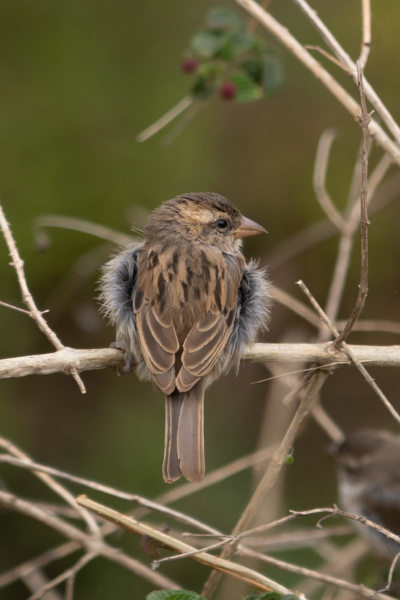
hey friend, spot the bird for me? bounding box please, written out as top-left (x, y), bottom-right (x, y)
top-left (332, 429), bottom-right (400, 558)
top-left (99, 192), bottom-right (271, 483)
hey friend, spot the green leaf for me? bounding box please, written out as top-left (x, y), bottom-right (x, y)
top-left (229, 72), bottom-right (262, 103)
top-left (190, 29), bottom-right (225, 59)
top-left (241, 59), bottom-right (263, 84)
top-left (219, 31), bottom-right (254, 61)
top-left (191, 76), bottom-right (214, 100)
top-left (262, 53), bottom-right (284, 96)
top-left (146, 591), bottom-right (205, 600)
top-left (208, 7), bottom-right (243, 30)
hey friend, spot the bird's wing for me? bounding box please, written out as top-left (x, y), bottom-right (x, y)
top-left (176, 251), bottom-right (243, 392)
top-left (360, 479), bottom-right (400, 535)
top-left (133, 247), bottom-right (180, 394)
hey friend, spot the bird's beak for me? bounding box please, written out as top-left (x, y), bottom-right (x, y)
top-left (234, 216), bottom-right (267, 239)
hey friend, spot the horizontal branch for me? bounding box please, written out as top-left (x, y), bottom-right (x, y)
top-left (1, 343), bottom-right (400, 381)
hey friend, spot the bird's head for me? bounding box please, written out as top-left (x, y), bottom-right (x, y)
top-left (144, 192), bottom-right (266, 253)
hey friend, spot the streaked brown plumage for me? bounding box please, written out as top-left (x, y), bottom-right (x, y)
top-left (100, 192), bottom-right (271, 483)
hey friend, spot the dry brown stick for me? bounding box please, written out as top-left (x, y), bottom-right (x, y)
top-left (0, 436), bottom-right (99, 535)
top-left (359, 0), bottom-right (371, 69)
top-left (0, 205), bottom-right (85, 393)
top-left (292, 506), bottom-right (400, 545)
top-left (0, 490), bottom-right (179, 590)
top-left (297, 279), bottom-right (400, 425)
top-left (0, 446), bottom-right (272, 591)
top-left (4, 343), bottom-right (400, 382)
top-left (34, 215), bottom-right (135, 247)
top-left (26, 553), bottom-right (96, 600)
top-left (241, 546), bottom-right (397, 600)
top-left (272, 285), bottom-right (321, 328)
top-left (313, 129), bottom-right (346, 231)
top-left (137, 96), bottom-right (193, 142)
top-left (0, 453), bottom-right (220, 536)
top-left (0, 543), bottom-right (80, 589)
top-left (0, 300), bottom-right (32, 315)
top-left (335, 64), bottom-right (370, 345)
top-left (291, 0), bottom-right (400, 145)
top-left (77, 495), bottom-right (292, 596)
top-left (201, 369), bottom-right (329, 598)
top-left (234, 0), bottom-right (400, 165)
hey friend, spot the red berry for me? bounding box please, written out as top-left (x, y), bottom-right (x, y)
top-left (220, 82), bottom-right (237, 100)
top-left (181, 58), bottom-right (199, 74)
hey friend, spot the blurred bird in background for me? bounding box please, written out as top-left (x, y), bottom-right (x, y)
top-left (100, 192), bottom-right (271, 483)
top-left (333, 429), bottom-right (400, 559)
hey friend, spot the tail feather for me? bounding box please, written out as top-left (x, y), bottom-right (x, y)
top-left (163, 385), bottom-right (205, 483)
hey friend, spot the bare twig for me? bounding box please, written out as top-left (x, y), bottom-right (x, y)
top-left (291, 506), bottom-right (400, 546)
top-left (137, 96), bottom-right (193, 142)
top-left (0, 205), bottom-right (86, 393)
top-left (0, 300), bottom-right (32, 315)
top-left (0, 453), bottom-right (220, 536)
top-left (26, 553), bottom-right (96, 600)
top-left (313, 129), bottom-right (346, 231)
top-left (202, 370), bottom-right (329, 597)
top-left (77, 495), bottom-right (293, 596)
top-left (34, 215), bottom-right (135, 247)
top-left (304, 45), bottom-right (349, 72)
top-left (0, 436), bottom-right (99, 536)
top-left (3, 343), bottom-right (400, 383)
top-left (359, 0), bottom-right (372, 69)
top-left (291, 0), bottom-right (400, 145)
top-left (0, 490), bottom-right (179, 590)
top-left (241, 546), bottom-right (397, 600)
top-left (335, 64), bottom-right (370, 345)
top-left (234, 0), bottom-right (400, 165)
top-left (297, 279), bottom-right (400, 425)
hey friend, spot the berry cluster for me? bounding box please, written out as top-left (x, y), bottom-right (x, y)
top-left (181, 7), bottom-right (283, 103)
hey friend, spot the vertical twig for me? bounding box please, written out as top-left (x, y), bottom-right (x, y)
top-left (0, 205), bottom-right (86, 393)
top-left (202, 370), bottom-right (329, 598)
top-left (335, 64), bottom-right (370, 345)
top-left (359, 0), bottom-right (372, 69)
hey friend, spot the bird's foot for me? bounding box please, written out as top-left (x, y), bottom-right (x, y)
top-left (110, 341), bottom-right (133, 376)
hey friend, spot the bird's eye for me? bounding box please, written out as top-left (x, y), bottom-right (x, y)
top-left (215, 218), bottom-right (228, 230)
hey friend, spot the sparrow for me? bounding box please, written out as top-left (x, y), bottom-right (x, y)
top-left (332, 429), bottom-right (400, 558)
top-left (100, 192), bottom-right (271, 483)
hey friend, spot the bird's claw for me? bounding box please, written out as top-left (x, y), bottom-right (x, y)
top-left (110, 341), bottom-right (133, 375)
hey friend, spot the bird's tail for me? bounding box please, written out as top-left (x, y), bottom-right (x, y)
top-left (163, 384), bottom-right (205, 483)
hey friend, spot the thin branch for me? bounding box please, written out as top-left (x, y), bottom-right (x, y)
top-left (304, 45), bottom-right (350, 72)
top-left (0, 543), bottom-right (80, 589)
top-left (313, 129), bottom-right (347, 231)
top-left (0, 205), bottom-right (85, 393)
top-left (241, 546), bottom-right (397, 600)
top-left (3, 343), bottom-right (400, 383)
top-left (291, 0), bottom-right (400, 145)
top-left (0, 300), bottom-right (31, 315)
top-left (0, 490), bottom-right (179, 590)
top-left (272, 285), bottom-right (321, 328)
top-left (34, 215), bottom-right (135, 247)
top-left (335, 64), bottom-right (370, 345)
top-left (0, 436), bottom-right (99, 536)
top-left (26, 553), bottom-right (96, 600)
top-left (202, 370), bottom-right (329, 598)
top-left (297, 279), bottom-right (400, 425)
top-left (234, 0), bottom-right (400, 165)
top-left (359, 0), bottom-right (372, 69)
top-left (291, 506), bottom-right (400, 546)
top-left (77, 495), bottom-right (293, 596)
top-left (0, 453), bottom-right (221, 536)
top-left (137, 96), bottom-right (193, 142)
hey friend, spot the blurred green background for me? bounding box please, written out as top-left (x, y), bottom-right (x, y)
top-left (1, 1), bottom-right (400, 598)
